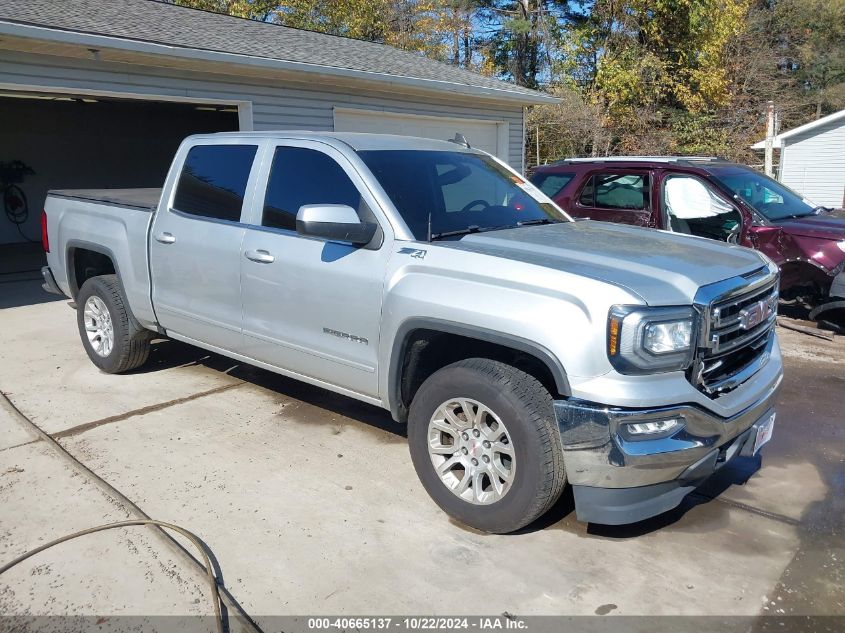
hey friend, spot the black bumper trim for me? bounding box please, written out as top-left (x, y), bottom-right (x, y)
top-left (572, 423), bottom-right (762, 525)
top-left (573, 481), bottom-right (696, 526)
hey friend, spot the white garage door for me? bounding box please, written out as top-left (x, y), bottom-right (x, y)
top-left (334, 108), bottom-right (506, 160)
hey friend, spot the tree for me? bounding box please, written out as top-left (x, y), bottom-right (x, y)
top-left (168, 0), bottom-right (279, 20)
top-left (169, 0), bottom-right (845, 164)
top-left (774, 0), bottom-right (845, 120)
top-left (478, 1), bottom-right (570, 88)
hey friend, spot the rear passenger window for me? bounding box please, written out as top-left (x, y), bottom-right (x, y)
top-left (173, 145), bottom-right (257, 222)
top-left (579, 173), bottom-right (649, 210)
top-left (262, 147), bottom-right (362, 231)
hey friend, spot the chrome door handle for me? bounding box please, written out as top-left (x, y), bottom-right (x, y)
top-left (245, 249), bottom-right (275, 264)
top-left (154, 232), bottom-right (176, 244)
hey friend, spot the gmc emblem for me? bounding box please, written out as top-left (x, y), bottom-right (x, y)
top-left (739, 299), bottom-right (773, 330)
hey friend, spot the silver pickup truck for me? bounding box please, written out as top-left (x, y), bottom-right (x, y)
top-left (41, 132), bottom-right (783, 532)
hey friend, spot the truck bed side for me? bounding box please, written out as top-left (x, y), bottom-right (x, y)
top-left (44, 189), bottom-right (159, 329)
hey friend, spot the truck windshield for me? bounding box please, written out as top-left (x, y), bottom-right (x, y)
top-left (358, 150), bottom-right (568, 240)
top-left (707, 166), bottom-right (819, 221)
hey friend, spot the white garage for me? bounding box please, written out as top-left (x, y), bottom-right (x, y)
top-left (753, 108), bottom-right (845, 209)
top-left (334, 108), bottom-right (508, 160)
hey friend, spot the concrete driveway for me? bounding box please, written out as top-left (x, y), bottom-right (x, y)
top-left (1, 277), bottom-right (843, 627)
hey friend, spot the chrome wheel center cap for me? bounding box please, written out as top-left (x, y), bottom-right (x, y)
top-left (467, 439), bottom-right (483, 458)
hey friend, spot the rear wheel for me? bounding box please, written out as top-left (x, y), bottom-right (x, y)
top-left (76, 274), bottom-right (151, 373)
top-left (408, 358), bottom-right (566, 533)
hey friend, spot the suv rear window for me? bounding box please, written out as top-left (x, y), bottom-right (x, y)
top-left (579, 173), bottom-right (649, 210)
top-left (173, 144), bottom-right (258, 222)
top-left (531, 172), bottom-right (575, 198)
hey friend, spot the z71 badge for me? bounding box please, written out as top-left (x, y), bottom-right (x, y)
top-left (398, 247), bottom-right (427, 259)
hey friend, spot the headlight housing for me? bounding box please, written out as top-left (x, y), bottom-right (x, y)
top-left (607, 305), bottom-right (697, 373)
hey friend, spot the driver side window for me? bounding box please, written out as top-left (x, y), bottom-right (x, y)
top-left (663, 175), bottom-right (742, 242)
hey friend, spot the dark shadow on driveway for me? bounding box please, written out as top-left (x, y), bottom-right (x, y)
top-left (138, 337), bottom-right (405, 439)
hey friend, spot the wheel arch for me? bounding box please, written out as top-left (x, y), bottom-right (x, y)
top-left (779, 258), bottom-right (833, 301)
top-left (66, 240), bottom-right (121, 298)
top-left (388, 318), bottom-right (571, 423)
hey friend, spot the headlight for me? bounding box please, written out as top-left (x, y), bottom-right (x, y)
top-left (643, 320), bottom-right (693, 354)
top-left (608, 305), bottom-right (697, 373)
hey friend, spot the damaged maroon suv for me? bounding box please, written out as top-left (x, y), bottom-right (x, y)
top-left (530, 157), bottom-right (845, 318)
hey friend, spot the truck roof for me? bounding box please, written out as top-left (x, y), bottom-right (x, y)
top-left (186, 131), bottom-right (481, 153)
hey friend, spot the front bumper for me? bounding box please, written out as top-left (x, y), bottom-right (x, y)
top-left (555, 351), bottom-right (782, 525)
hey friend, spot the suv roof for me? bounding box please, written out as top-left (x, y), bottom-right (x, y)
top-left (549, 156), bottom-right (731, 167)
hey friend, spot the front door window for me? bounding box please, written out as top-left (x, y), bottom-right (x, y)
top-left (663, 175), bottom-right (742, 243)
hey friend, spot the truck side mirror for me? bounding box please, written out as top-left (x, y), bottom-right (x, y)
top-left (296, 204), bottom-right (377, 246)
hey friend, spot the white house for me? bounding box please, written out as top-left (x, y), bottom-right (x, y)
top-left (752, 109), bottom-right (845, 209)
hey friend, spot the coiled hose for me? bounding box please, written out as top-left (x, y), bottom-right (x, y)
top-left (0, 519), bottom-right (224, 633)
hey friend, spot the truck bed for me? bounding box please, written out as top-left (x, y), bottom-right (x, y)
top-left (48, 188), bottom-right (162, 212)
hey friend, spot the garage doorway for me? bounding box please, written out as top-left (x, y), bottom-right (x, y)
top-left (0, 92), bottom-right (239, 250)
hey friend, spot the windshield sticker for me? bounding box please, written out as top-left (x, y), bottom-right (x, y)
top-left (516, 179), bottom-right (555, 204)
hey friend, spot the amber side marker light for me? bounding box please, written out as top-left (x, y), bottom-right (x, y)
top-left (608, 317), bottom-right (620, 356)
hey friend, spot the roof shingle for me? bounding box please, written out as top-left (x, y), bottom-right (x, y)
top-left (0, 0), bottom-right (551, 102)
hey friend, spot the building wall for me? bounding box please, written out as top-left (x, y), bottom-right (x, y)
top-left (780, 119), bottom-right (845, 208)
top-left (0, 49), bottom-right (525, 167)
top-left (0, 49), bottom-right (525, 244)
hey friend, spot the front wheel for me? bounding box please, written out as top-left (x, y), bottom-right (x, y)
top-left (76, 274), bottom-right (151, 373)
top-left (408, 358), bottom-right (566, 533)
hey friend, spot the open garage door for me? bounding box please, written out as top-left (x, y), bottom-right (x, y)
top-left (0, 93), bottom-right (239, 247)
top-left (334, 107), bottom-right (507, 160)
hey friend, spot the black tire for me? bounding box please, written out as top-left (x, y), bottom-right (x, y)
top-left (76, 274), bottom-right (151, 373)
top-left (408, 358), bottom-right (566, 534)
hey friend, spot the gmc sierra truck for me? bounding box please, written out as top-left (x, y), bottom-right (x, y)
top-left (41, 132), bottom-right (783, 532)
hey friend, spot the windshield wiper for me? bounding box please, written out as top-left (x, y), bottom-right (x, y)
top-left (517, 218), bottom-right (557, 227)
top-left (430, 218), bottom-right (559, 241)
top-left (430, 225), bottom-right (482, 241)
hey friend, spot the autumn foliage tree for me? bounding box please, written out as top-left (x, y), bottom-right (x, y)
top-left (168, 0), bottom-right (845, 167)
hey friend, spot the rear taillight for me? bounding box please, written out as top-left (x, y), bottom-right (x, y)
top-left (41, 209), bottom-right (49, 252)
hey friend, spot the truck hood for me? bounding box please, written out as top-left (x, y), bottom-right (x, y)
top-left (776, 209), bottom-right (845, 240)
top-left (445, 221), bottom-right (768, 305)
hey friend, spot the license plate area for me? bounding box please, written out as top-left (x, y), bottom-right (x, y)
top-left (753, 412), bottom-right (776, 455)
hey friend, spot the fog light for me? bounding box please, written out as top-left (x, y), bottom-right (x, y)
top-left (625, 417), bottom-right (682, 437)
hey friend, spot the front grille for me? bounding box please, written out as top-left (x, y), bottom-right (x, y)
top-left (693, 276), bottom-right (778, 396)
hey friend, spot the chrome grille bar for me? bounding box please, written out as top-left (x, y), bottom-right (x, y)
top-left (691, 269), bottom-right (779, 396)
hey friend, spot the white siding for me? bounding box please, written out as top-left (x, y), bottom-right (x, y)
top-left (779, 119), bottom-right (845, 208)
top-left (0, 50), bottom-right (525, 170)
top-left (334, 108), bottom-right (505, 158)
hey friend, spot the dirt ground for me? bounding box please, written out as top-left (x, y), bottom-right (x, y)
top-left (0, 272), bottom-right (842, 631)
